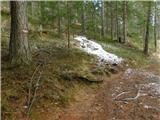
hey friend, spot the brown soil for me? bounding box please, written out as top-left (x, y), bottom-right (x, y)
top-left (2, 53), bottom-right (160, 120)
top-left (53, 62), bottom-right (160, 120)
top-left (2, 47), bottom-right (160, 120)
top-left (2, 33), bottom-right (160, 120)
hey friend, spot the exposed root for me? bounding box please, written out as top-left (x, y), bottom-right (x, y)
top-left (116, 90), bottom-right (147, 102)
top-left (123, 90), bottom-right (143, 101)
top-left (113, 91), bottom-right (130, 100)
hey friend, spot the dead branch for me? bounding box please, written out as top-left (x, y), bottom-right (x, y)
top-left (113, 91), bottom-right (130, 100)
top-left (28, 64), bottom-right (41, 107)
top-left (27, 71), bottom-right (42, 115)
top-left (123, 90), bottom-right (141, 101)
top-left (115, 90), bottom-right (147, 102)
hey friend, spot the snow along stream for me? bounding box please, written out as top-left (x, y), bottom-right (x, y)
top-left (74, 36), bottom-right (123, 64)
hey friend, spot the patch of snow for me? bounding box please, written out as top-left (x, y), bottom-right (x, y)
top-left (74, 36), bottom-right (123, 64)
top-left (124, 68), bottom-right (160, 83)
top-left (138, 83), bottom-right (160, 96)
top-left (123, 68), bottom-right (160, 98)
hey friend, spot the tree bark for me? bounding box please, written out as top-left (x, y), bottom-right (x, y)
top-left (110, 2), bottom-right (114, 41)
top-left (123, 1), bottom-right (127, 43)
top-left (154, 2), bottom-right (157, 52)
top-left (105, 2), bottom-right (109, 36)
top-left (116, 1), bottom-right (119, 41)
top-left (89, 3), bottom-right (96, 39)
top-left (67, 1), bottom-right (70, 48)
top-left (40, 2), bottom-right (44, 39)
top-left (101, 1), bottom-right (105, 37)
top-left (144, 2), bottom-right (152, 55)
top-left (9, 1), bottom-right (31, 65)
top-left (58, 1), bottom-right (61, 38)
top-left (158, 14), bottom-right (160, 39)
top-left (81, 1), bottom-right (86, 34)
top-left (31, 2), bottom-right (35, 17)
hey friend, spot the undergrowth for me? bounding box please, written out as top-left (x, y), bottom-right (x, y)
top-left (1, 11), bottom-right (153, 119)
top-left (1, 33), bottom-right (101, 119)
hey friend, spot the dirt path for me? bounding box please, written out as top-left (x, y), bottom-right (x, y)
top-left (54, 62), bottom-right (160, 120)
top-left (56, 73), bottom-right (123, 120)
top-left (50, 41), bottom-right (160, 120)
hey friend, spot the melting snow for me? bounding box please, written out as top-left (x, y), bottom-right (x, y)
top-left (123, 68), bottom-right (160, 97)
top-left (74, 36), bottom-right (123, 64)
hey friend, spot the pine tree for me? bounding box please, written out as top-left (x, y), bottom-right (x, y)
top-left (123, 1), bottom-right (127, 43)
top-left (144, 2), bottom-right (152, 55)
top-left (9, 1), bottom-right (31, 65)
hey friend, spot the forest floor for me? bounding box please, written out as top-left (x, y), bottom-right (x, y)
top-left (54, 57), bottom-right (160, 120)
top-left (2, 33), bottom-right (160, 120)
top-left (52, 40), bottom-right (160, 120)
top-left (1, 12), bottom-right (160, 119)
top-left (1, 7), bottom-right (160, 120)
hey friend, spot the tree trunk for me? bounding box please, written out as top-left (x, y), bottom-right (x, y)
top-left (9, 1), bottom-right (31, 65)
top-left (116, 1), bottom-right (119, 41)
top-left (93, 8), bottom-right (97, 39)
top-left (143, 25), bottom-right (146, 42)
top-left (81, 1), bottom-right (86, 34)
top-left (159, 16), bottom-right (160, 39)
top-left (144, 2), bottom-right (151, 55)
top-left (40, 2), bottom-right (44, 40)
top-left (105, 2), bottom-right (109, 36)
top-left (123, 1), bottom-right (127, 43)
top-left (93, 7), bottom-right (97, 40)
top-left (154, 2), bottom-right (157, 52)
top-left (110, 2), bottom-right (114, 41)
top-left (101, 1), bottom-right (105, 37)
top-left (31, 2), bottom-right (35, 17)
top-left (58, 1), bottom-right (61, 38)
top-left (67, 1), bottom-right (70, 48)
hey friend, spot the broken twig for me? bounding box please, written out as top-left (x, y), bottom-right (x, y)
top-left (113, 91), bottom-right (130, 100)
top-left (27, 72), bottom-right (42, 115)
top-left (28, 64), bottom-right (41, 109)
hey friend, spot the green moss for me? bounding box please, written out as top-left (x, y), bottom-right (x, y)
top-left (1, 10), bottom-right (10, 20)
top-left (58, 95), bottom-right (70, 106)
top-left (102, 42), bottom-right (151, 68)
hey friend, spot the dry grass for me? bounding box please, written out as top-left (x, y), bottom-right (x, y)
top-left (1, 33), bottom-right (105, 119)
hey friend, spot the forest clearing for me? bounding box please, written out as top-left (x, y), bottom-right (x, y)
top-left (1, 1), bottom-right (160, 120)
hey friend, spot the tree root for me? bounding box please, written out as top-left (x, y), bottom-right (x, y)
top-left (113, 90), bottom-right (147, 102)
top-left (113, 91), bottom-right (130, 100)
